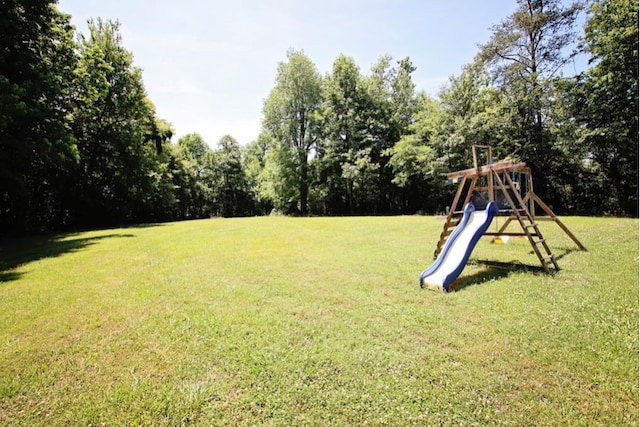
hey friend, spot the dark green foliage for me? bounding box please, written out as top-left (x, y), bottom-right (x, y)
top-left (1, 0), bottom-right (637, 235)
top-left (580, 0), bottom-right (638, 216)
top-left (174, 133), bottom-right (215, 219)
top-left (262, 50), bottom-right (324, 215)
top-left (69, 18), bottom-right (162, 226)
top-left (312, 54), bottom-right (419, 215)
top-left (0, 0), bottom-right (77, 233)
top-left (242, 133), bottom-right (273, 215)
top-left (477, 0), bottom-right (586, 213)
top-left (316, 54), bottom-right (377, 215)
top-left (212, 135), bottom-right (254, 217)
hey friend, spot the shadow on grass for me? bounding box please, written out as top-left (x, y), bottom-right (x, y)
top-left (529, 247), bottom-right (580, 262)
top-left (0, 233), bottom-right (134, 283)
top-left (453, 246), bottom-right (582, 291)
top-left (451, 260), bottom-right (548, 292)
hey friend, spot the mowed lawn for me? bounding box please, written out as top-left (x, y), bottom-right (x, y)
top-left (0, 215), bottom-right (637, 426)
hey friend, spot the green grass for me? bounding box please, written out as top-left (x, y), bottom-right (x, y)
top-left (0, 215), bottom-right (637, 426)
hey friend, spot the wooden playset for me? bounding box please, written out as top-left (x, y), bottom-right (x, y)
top-left (434, 145), bottom-right (586, 274)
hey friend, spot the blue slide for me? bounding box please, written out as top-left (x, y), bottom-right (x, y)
top-left (420, 201), bottom-right (498, 292)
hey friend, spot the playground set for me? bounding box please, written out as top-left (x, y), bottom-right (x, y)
top-left (420, 145), bottom-right (586, 292)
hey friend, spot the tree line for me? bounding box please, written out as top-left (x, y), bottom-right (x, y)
top-left (1, 0), bottom-right (637, 234)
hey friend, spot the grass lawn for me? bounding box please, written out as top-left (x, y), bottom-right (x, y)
top-left (0, 215), bottom-right (637, 426)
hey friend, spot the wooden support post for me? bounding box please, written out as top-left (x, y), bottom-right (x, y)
top-left (433, 176), bottom-right (468, 258)
top-left (462, 174), bottom-right (480, 206)
top-left (500, 170), bottom-right (559, 273)
top-left (528, 171), bottom-right (535, 219)
top-left (530, 192), bottom-right (587, 251)
top-left (494, 217), bottom-right (514, 235)
top-left (488, 163), bottom-right (494, 202)
top-left (450, 176), bottom-right (467, 214)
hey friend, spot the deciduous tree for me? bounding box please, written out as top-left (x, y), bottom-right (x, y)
top-left (213, 135), bottom-right (252, 217)
top-left (479, 0), bottom-right (584, 209)
top-left (262, 50), bottom-right (323, 215)
top-left (176, 133), bottom-right (215, 218)
top-left (318, 54), bottom-right (372, 214)
top-left (0, 0), bottom-right (77, 232)
top-left (581, 0), bottom-right (638, 215)
top-left (71, 18), bottom-right (160, 225)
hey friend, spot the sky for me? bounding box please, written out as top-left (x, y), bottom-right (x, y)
top-left (56, 0), bottom-right (554, 147)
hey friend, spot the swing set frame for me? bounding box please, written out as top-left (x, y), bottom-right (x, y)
top-left (434, 145), bottom-right (586, 273)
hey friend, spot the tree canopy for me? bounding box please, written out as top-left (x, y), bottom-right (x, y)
top-left (262, 50), bottom-right (323, 215)
top-left (580, 0), bottom-right (638, 215)
top-left (1, 0), bottom-right (637, 234)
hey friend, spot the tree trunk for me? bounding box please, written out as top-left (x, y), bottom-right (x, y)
top-left (300, 159), bottom-right (308, 215)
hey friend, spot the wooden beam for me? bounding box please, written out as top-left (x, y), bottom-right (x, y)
top-left (462, 174), bottom-right (480, 206)
top-left (446, 161), bottom-right (528, 180)
top-left (531, 192), bottom-right (587, 251)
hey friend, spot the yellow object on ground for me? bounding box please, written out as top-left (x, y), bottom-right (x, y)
top-left (492, 235), bottom-right (510, 244)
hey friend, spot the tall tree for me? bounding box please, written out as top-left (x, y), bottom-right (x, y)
top-left (479, 0), bottom-right (584, 209)
top-left (318, 54), bottom-right (372, 214)
top-left (581, 0), bottom-right (638, 215)
top-left (435, 61), bottom-right (511, 170)
top-left (259, 135), bottom-right (300, 214)
top-left (71, 18), bottom-right (159, 226)
top-left (242, 133), bottom-right (272, 215)
top-left (0, 0), bottom-right (77, 232)
top-left (142, 118), bottom-right (179, 222)
top-left (213, 135), bottom-right (252, 217)
top-left (385, 93), bottom-right (441, 213)
top-left (262, 50), bottom-right (323, 215)
top-left (364, 55), bottom-right (418, 213)
top-left (176, 133), bottom-right (215, 218)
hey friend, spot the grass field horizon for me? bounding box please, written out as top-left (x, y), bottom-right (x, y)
top-left (1, 215), bottom-right (638, 425)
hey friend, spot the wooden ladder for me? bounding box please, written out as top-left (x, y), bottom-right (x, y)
top-left (495, 171), bottom-right (559, 273)
top-left (433, 175), bottom-right (476, 258)
top-left (434, 211), bottom-right (462, 258)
